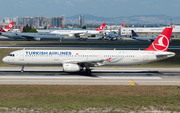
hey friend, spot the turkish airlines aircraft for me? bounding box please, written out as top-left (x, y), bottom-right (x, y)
top-left (0, 26), bottom-right (64, 41)
top-left (50, 23), bottom-right (106, 37)
top-left (131, 30), bottom-right (157, 42)
top-left (3, 22), bottom-right (15, 31)
top-left (2, 27), bottom-right (175, 74)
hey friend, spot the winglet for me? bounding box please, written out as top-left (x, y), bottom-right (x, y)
top-left (96, 23), bottom-right (106, 31)
top-left (4, 22), bottom-right (15, 29)
top-left (0, 26), bottom-right (6, 32)
top-left (144, 27), bottom-right (173, 52)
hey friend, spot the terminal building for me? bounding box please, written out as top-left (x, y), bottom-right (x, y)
top-left (120, 26), bottom-right (180, 38)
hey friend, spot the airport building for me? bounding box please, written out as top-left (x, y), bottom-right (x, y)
top-left (119, 26), bottom-right (180, 38)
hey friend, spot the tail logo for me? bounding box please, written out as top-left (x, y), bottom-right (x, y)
top-left (9, 24), bottom-right (12, 28)
top-left (152, 35), bottom-right (169, 51)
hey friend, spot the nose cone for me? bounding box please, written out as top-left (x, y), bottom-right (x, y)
top-left (2, 57), bottom-right (7, 63)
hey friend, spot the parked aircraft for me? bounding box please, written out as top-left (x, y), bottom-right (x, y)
top-left (99, 24), bottom-right (124, 40)
top-left (131, 30), bottom-right (157, 42)
top-left (2, 27), bottom-right (175, 74)
top-left (50, 23), bottom-right (106, 38)
top-left (0, 26), bottom-right (64, 41)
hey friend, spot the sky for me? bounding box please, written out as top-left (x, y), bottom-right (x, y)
top-left (0, 0), bottom-right (180, 19)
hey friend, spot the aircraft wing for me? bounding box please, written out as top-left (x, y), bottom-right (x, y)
top-left (64, 59), bottom-right (107, 67)
top-left (21, 35), bottom-right (35, 39)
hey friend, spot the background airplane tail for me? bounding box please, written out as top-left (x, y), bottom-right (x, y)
top-left (0, 26), bottom-right (6, 32)
top-left (20, 26), bottom-right (24, 30)
top-left (96, 23), bottom-right (106, 31)
top-left (120, 24), bottom-right (124, 28)
top-left (4, 22), bottom-right (15, 29)
top-left (131, 30), bottom-right (139, 37)
top-left (144, 27), bottom-right (173, 52)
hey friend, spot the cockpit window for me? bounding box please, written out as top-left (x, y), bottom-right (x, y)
top-left (8, 54), bottom-right (15, 57)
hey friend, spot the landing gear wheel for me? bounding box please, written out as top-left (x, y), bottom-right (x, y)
top-left (86, 69), bottom-right (91, 75)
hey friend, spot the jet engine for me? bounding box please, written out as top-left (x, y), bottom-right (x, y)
top-left (33, 37), bottom-right (41, 41)
top-left (63, 63), bottom-right (80, 72)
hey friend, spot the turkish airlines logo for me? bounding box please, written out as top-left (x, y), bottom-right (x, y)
top-left (106, 58), bottom-right (111, 62)
top-left (9, 24), bottom-right (12, 28)
top-left (152, 35), bottom-right (169, 51)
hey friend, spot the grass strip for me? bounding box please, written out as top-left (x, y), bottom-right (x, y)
top-left (0, 85), bottom-right (179, 112)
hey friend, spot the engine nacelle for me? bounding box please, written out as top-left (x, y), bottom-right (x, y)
top-left (69, 34), bottom-right (74, 37)
top-left (63, 63), bottom-right (80, 72)
top-left (34, 37), bottom-right (41, 41)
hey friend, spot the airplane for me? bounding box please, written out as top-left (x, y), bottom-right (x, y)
top-left (3, 22), bottom-right (15, 32)
top-left (131, 30), bottom-right (157, 42)
top-left (2, 27), bottom-right (175, 75)
top-left (99, 24), bottom-right (125, 41)
top-left (49, 23), bottom-right (106, 38)
top-left (12, 25), bottom-right (24, 32)
top-left (0, 26), bottom-right (64, 41)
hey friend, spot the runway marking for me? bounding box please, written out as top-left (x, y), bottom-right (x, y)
top-left (0, 76), bottom-right (162, 79)
top-left (112, 67), bottom-right (116, 69)
top-left (129, 81), bottom-right (135, 85)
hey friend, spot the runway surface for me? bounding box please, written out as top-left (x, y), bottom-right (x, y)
top-left (0, 67), bottom-right (179, 85)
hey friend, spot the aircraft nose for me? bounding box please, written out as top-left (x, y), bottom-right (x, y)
top-left (2, 57), bottom-right (7, 63)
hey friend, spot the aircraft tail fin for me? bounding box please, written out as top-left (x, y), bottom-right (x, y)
top-left (120, 24), bottom-right (124, 28)
top-left (59, 26), bottom-right (62, 29)
top-left (0, 26), bottom-right (6, 32)
top-left (172, 23), bottom-right (175, 27)
top-left (20, 26), bottom-right (24, 30)
top-left (96, 23), bottom-right (106, 31)
top-left (131, 30), bottom-right (139, 37)
top-left (144, 27), bottom-right (173, 52)
top-left (4, 22), bottom-right (14, 29)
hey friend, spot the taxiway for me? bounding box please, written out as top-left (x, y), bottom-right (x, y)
top-left (0, 67), bottom-right (179, 85)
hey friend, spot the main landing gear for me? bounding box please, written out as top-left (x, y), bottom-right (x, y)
top-left (85, 67), bottom-right (91, 75)
top-left (21, 65), bottom-right (24, 73)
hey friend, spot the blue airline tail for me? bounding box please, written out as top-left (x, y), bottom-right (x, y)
top-left (131, 30), bottom-right (139, 37)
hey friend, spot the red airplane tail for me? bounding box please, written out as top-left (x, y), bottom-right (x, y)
top-left (4, 22), bottom-right (15, 29)
top-left (0, 26), bottom-right (6, 32)
top-left (96, 23), bottom-right (106, 31)
top-left (59, 26), bottom-right (62, 29)
top-left (120, 24), bottom-right (124, 28)
top-left (144, 27), bottom-right (173, 52)
top-left (20, 26), bottom-right (24, 30)
top-left (172, 23), bottom-right (175, 27)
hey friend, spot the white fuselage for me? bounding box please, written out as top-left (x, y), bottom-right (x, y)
top-left (0, 32), bottom-right (64, 40)
top-left (132, 36), bottom-right (157, 41)
top-left (2, 50), bottom-right (175, 66)
top-left (50, 29), bottom-right (100, 37)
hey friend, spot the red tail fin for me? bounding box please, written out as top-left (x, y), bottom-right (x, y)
top-left (0, 26), bottom-right (6, 32)
top-left (120, 24), bottom-right (124, 28)
top-left (59, 26), bottom-right (62, 29)
top-left (4, 22), bottom-right (15, 29)
top-left (172, 23), bottom-right (175, 27)
top-left (144, 27), bottom-right (173, 52)
top-left (48, 26), bottom-right (50, 29)
top-left (20, 26), bottom-right (24, 30)
top-left (96, 23), bottom-right (106, 31)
